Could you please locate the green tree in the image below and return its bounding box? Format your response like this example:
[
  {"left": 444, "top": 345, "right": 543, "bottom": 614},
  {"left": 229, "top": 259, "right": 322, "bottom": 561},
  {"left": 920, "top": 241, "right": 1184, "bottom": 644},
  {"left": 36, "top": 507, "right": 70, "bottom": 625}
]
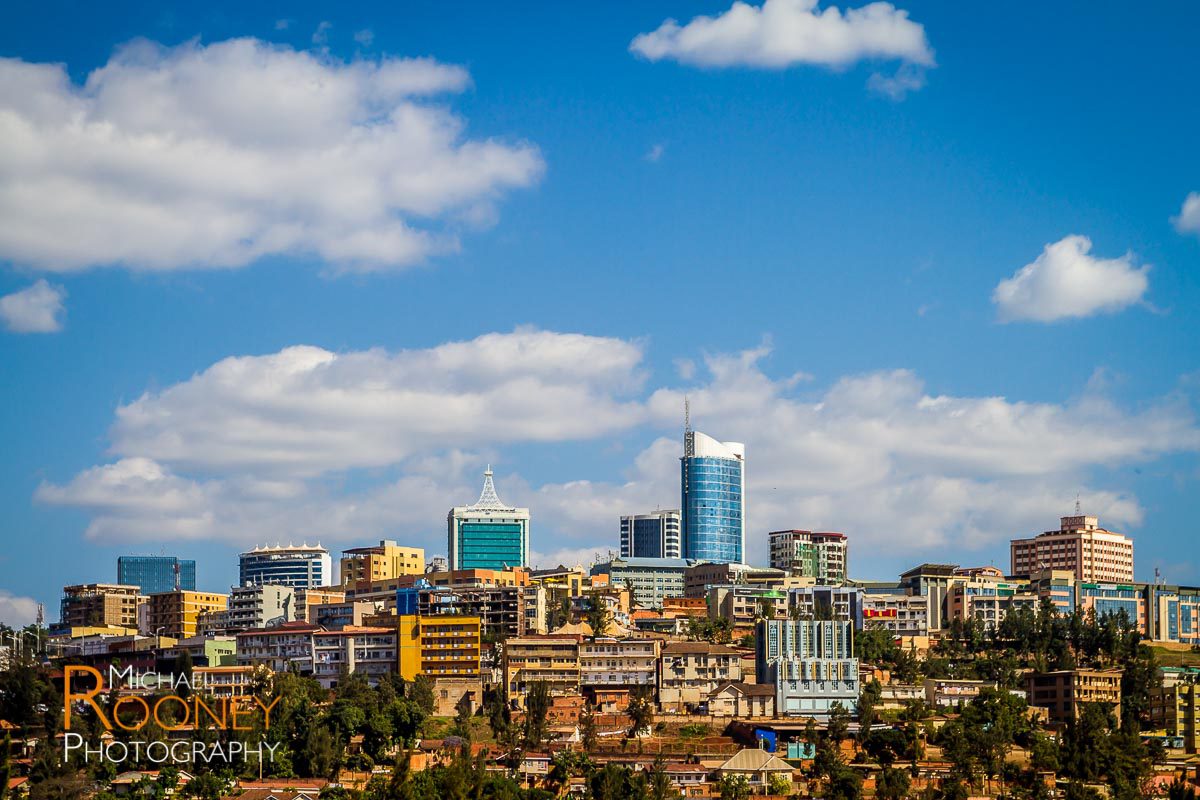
[
  {"left": 648, "top": 758, "right": 679, "bottom": 800},
  {"left": 1167, "top": 777, "right": 1198, "bottom": 800},
  {"left": 627, "top": 686, "right": 654, "bottom": 738},
  {"left": 580, "top": 701, "right": 598, "bottom": 751},
  {"left": 718, "top": 774, "right": 751, "bottom": 800},
  {"left": 409, "top": 674, "right": 436, "bottom": 715},
  {"left": 767, "top": 772, "right": 793, "bottom": 796},
  {"left": 876, "top": 766, "right": 910, "bottom": 800},
  {"left": 585, "top": 593, "right": 611, "bottom": 640},
  {"left": 176, "top": 649, "right": 194, "bottom": 700},
  {"left": 523, "top": 681, "right": 552, "bottom": 751}
]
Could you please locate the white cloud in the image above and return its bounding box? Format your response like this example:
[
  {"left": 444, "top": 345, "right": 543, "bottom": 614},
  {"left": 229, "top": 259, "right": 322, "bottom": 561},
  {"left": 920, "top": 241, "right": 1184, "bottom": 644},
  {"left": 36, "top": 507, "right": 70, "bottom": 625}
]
[
  {"left": 104, "top": 328, "right": 646, "bottom": 476},
  {"left": 993, "top": 235, "right": 1150, "bottom": 323},
  {"left": 0, "top": 590, "right": 40, "bottom": 627},
  {"left": 312, "top": 21, "right": 332, "bottom": 46},
  {"left": 645, "top": 143, "right": 665, "bottom": 163},
  {"left": 866, "top": 62, "right": 925, "bottom": 99},
  {"left": 36, "top": 334, "right": 1200, "bottom": 568},
  {"left": 354, "top": 29, "right": 375, "bottom": 47},
  {"left": 1173, "top": 192, "right": 1200, "bottom": 238},
  {"left": 0, "top": 279, "right": 66, "bottom": 333},
  {"left": 631, "top": 0, "right": 934, "bottom": 90},
  {"left": 0, "top": 38, "right": 543, "bottom": 274},
  {"left": 274, "top": 19, "right": 291, "bottom": 31}
]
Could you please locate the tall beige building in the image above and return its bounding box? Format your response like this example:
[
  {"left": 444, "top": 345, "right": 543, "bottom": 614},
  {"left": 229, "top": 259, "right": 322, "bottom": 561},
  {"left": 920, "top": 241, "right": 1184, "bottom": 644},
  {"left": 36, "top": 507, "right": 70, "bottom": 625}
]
[
  {"left": 340, "top": 540, "right": 425, "bottom": 587},
  {"left": 60, "top": 584, "right": 143, "bottom": 630},
  {"left": 1010, "top": 514, "right": 1133, "bottom": 583},
  {"left": 146, "top": 590, "right": 229, "bottom": 639}
]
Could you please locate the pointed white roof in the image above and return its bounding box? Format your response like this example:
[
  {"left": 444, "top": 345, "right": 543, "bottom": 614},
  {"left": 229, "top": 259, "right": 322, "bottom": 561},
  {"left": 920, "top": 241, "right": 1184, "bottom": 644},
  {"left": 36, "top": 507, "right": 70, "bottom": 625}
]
[{"left": 467, "top": 466, "right": 516, "bottom": 512}]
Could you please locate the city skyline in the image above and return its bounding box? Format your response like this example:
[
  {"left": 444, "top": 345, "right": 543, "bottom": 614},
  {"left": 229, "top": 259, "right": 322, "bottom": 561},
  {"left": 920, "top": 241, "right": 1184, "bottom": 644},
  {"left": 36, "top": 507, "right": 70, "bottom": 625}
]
[{"left": 2, "top": 1, "right": 1200, "bottom": 627}]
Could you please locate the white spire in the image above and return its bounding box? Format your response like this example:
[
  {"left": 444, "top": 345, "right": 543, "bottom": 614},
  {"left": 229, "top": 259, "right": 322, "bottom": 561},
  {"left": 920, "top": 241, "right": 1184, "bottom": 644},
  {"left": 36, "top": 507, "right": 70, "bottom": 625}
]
[{"left": 469, "top": 465, "right": 514, "bottom": 511}]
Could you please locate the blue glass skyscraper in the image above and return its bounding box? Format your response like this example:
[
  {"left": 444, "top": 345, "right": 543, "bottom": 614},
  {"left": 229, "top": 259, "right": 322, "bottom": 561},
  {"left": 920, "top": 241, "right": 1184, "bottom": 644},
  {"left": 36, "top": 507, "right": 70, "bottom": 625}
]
[
  {"left": 680, "top": 429, "right": 745, "bottom": 564},
  {"left": 117, "top": 556, "right": 196, "bottom": 594}
]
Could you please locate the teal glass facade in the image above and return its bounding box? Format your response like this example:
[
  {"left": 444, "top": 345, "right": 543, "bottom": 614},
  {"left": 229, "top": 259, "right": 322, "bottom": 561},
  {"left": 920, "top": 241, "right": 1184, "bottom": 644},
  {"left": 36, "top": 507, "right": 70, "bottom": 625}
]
[
  {"left": 681, "top": 455, "right": 743, "bottom": 563},
  {"left": 118, "top": 556, "right": 196, "bottom": 594},
  {"left": 454, "top": 520, "right": 525, "bottom": 570}
]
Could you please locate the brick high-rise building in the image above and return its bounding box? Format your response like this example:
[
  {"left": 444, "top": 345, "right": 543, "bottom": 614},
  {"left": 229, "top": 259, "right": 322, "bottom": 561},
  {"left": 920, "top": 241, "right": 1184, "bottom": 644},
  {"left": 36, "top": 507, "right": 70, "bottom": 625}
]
[{"left": 1010, "top": 514, "right": 1133, "bottom": 583}]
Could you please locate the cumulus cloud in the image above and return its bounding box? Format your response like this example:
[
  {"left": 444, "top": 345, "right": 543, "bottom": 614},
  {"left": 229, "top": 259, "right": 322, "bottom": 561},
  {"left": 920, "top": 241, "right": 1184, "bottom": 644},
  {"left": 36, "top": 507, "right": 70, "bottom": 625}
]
[
  {"left": 38, "top": 332, "right": 1200, "bottom": 570},
  {"left": 1174, "top": 192, "right": 1200, "bottom": 238},
  {"left": 630, "top": 0, "right": 934, "bottom": 92},
  {"left": 993, "top": 235, "right": 1150, "bottom": 323},
  {"left": 0, "top": 38, "right": 543, "bottom": 274},
  {"left": 0, "top": 590, "right": 40, "bottom": 627},
  {"left": 102, "top": 328, "right": 646, "bottom": 477},
  {"left": 0, "top": 279, "right": 65, "bottom": 333}
]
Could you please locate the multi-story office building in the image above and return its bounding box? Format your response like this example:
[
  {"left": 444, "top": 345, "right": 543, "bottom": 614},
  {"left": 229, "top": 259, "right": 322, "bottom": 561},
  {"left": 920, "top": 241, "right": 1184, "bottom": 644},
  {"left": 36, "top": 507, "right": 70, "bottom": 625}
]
[
  {"left": 620, "top": 511, "right": 682, "bottom": 559},
  {"left": 680, "top": 429, "right": 745, "bottom": 563},
  {"left": 579, "top": 637, "right": 660, "bottom": 690},
  {"left": 309, "top": 600, "right": 382, "bottom": 630},
  {"left": 236, "top": 621, "right": 321, "bottom": 673},
  {"left": 684, "top": 562, "right": 787, "bottom": 599},
  {"left": 227, "top": 584, "right": 295, "bottom": 631},
  {"left": 295, "top": 587, "right": 345, "bottom": 623},
  {"left": 707, "top": 585, "right": 789, "bottom": 629},
  {"left": 192, "top": 666, "right": 260, "bottom": 699},
  {"left": 1026, "top": 669, "right": 1123, "bottom": 726},
  {"left": 1028, "top": 569, "right": 1077, "bottom": 614},
  {"left": 1077, "top": 582, "right": 1148, "bottom": 630},
  {"left": 899, "top": 563, "right": 960, "bottom": 631},
  {"left": 448, "top": 468, "right": 530, "bottom": 571},
  {"left": 418, "top": 584, "right": 537, "bottom": 638},
  {"left": 117, "top": 556, "right": 196, "bottom": 594},
  {"left": 1150, "top": 586, "right": 1200, "bottom": 646},
  {"left": 769, "top": 531, "right": 848, "bottom": 585},
  {"left": 60, "top": 584, "right": 142, "bottom": 630},
  {"left": 756, "top": 619, "right": 859, "bottom": 720},
  {"left": 861, "top": 593, "right": 930, "bottom": 638},
  {"left": 339, "top": 540, "right": 425, "bottom": 588},
  {"left": 925, "top": 678, "right": 992, "bottom": 709},
  {"left": 1151, "top": 671, "right": 1200, "bottom": 753},
  {"left": 591, "top": 557, "right": 696, "bottom": 610},
  {"left": 947, "top": 574, "right": 1036, "bottom": 630},
  {"left": 788, "top": 586, "right": 864, "bottom": 629},
  {"left": 396, "top": 614, "right": 482, "bottom": 681},
  {"left": 239, "top": 543, "right": 333, "bottom": 589},
  {"left": 312, "top": 626, "right": 397, "bottom": 689},
  {"left": 196, "top": 609, "right": 235, "bottom": 637},
  {"left": 659, "top": 642, "right": 744, "bottom": 709},
  {"left": 1010, "top": 514, "right": 1134, "bottom": 583},
  {"left": 504, "top": 634, "right": 582, "bottom": 704},
  {"left": 146, "top": 590, "right": 228, "bottom": 639}
]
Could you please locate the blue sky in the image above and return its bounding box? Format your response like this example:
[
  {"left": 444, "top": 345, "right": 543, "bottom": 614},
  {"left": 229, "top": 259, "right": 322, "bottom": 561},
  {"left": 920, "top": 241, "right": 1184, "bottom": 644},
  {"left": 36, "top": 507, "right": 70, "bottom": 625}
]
[{"left": 1, "top": 1, "right": 1198, "bottom": 625}]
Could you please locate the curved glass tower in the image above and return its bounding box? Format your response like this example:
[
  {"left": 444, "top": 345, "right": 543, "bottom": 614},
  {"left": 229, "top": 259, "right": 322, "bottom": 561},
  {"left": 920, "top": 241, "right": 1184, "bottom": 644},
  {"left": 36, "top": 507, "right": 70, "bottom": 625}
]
[{"left": 680, "top": 430, "right": 745, "bottom": 563}]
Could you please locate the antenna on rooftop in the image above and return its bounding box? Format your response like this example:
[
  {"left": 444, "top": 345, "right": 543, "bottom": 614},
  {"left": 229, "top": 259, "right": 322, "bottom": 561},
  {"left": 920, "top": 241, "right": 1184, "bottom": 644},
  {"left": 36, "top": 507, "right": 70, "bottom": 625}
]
[
  {"left": 684, "top": 396, "right": 691, "bottom": 436},
  {"left": 1075, "top": 493, "right": 1082, "bottom": 516}
]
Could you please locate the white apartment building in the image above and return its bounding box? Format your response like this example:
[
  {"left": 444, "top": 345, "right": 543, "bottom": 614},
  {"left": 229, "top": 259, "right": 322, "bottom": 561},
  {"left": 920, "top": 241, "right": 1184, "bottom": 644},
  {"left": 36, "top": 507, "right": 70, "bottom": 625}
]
[
  {"left": 579, "top": 637, "right": 660, "bottom": 689},
  {"left": 228, "top": 584, "right": 295, "bottom": 631},
  {"left": 312, "top": 626, "right": 397, "bottom": 689}
]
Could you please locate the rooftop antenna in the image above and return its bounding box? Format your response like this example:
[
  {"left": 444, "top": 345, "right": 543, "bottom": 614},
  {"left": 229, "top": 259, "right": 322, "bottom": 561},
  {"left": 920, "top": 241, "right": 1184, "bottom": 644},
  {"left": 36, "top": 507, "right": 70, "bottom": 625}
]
[
  {"left": 683, "top": 396, "right": 695, "bottom": 457},
  {"left": 1074, "top": 494, "right": 1082, "bottom": 516}
]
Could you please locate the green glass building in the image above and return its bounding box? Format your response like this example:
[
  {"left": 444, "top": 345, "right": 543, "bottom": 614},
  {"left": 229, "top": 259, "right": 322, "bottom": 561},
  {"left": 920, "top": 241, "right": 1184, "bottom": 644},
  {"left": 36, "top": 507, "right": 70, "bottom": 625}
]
[{"left": 447, "top": 468, "right": 530, "bottom": 571}]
